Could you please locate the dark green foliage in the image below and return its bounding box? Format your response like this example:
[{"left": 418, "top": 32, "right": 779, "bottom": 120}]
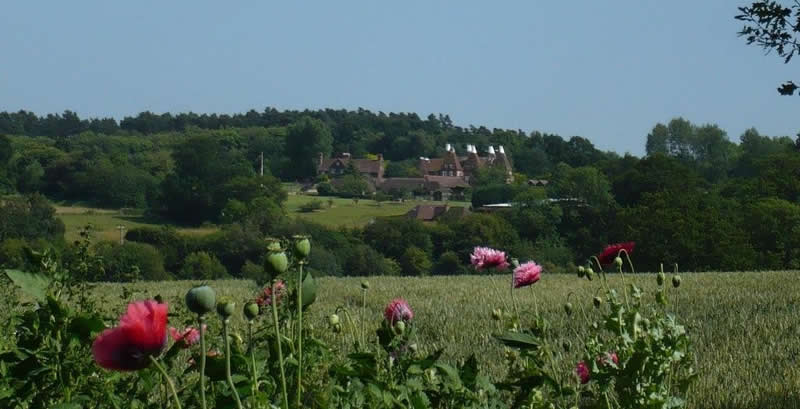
[
  {"left": 178, "top": 251, "right": 228, "bottom": 279},
  {"left": 471, "top": 184, "right": 518, "bottom": 208},
  {"left": 285, "top": 116, "right": 333, "bottom": 180},
  {"left": 95, "top": 242, "right": 170, "bottom": 281},
  {"left": 399, "top": 246, "right": 432, "bottom": 276},
  {"left": 363, "top": 218, "right": 433, "bottom": 261},
  {"left": 0, "top": 194, "right": 64, "bottom": 243}
]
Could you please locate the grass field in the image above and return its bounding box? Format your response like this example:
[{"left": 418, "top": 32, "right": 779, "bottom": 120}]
[
  {"left": 18, "top": 271, "right": 794, "bottom": 409},
  {"left": 285, "top": 194, "right": 471, "bottom": 227},
  {"left": 55, "top": 205, "right": 218, "bottom": 242}
]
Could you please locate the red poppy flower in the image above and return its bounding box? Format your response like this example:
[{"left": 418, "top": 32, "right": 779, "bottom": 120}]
[
  {"left": 597, "top": 242, "right": 635, "bottom": 266},
  {"left": 384, "top": 298, "right": 414, "bottom": 324},
  {"left": 255, "top": 280, "right": 286, "bottom": 307},
  {"left": 169, "top": 324, "right": 205, "bottom": 348},
  {"left": 92, "top": 300, "right": 168, "bottom": 371},
  {"left": 576, "top": 360, "right": 590, "bottom": 384},
  {"left": 470, "top": 246, "right": 510, "bottom": 270}
]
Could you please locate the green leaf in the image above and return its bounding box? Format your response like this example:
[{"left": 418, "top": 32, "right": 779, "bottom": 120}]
[
  {"left": 68, "top": 315, "right": 106, "bottom": 342},
  {"left": 4, "top": 269, "right": 49, "bottom": 301},
  {"left": 494, "top": 332, "right": 540, "bottom": 350},
  {"left": 434, "top": 363, "right": 462, "bottom": 389},
  {"left": 302, "top": 271, "right": 317, "bottom": 308},
  {"left": 50, "top": 404, "right": 82, "bottom": 409}
]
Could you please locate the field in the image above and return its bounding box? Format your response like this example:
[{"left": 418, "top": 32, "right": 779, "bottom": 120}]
[
  {"left": 55, "top": 195, "right": 470, "bottom": 241},
  {"left": 55, "top": 205, "right": 217, "bottom": 242},
  {"left": 20, "top": 271, "right": 796, "bottom": 409},
  {"left": 285, "top": 194, "right": 470, "bottom": 227}
]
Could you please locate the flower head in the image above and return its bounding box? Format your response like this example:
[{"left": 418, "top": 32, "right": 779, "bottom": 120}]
[
  {"left": 470, "top": 246, "right": 510, "bottom": 270},
  {"left": 384, "top": 298, "right": 414, "bottom": 324},
  {"left": 169, "top": 325, "right": 205, "bottom": 349},
  {"left": 513, "top": 261, "right": 542, "bottom": 288},
  {"left": 576, "top": 361, "right": 590, "bottom": 384},
  {"left": 255, "top": 280, "right": 286, "bottom": 307},
  {"left": 597, "top": 242, "right": 635, "bottom": 266},
  {"left": 92, "top": 300, "right": 168, "bottom": 371},
  {"left": 597, "top": 351, "right": 619, "bottom": 367}
]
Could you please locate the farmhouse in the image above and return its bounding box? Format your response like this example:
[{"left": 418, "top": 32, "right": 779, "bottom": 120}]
[{"left": 317, "top": 153, "right": 384, "bottom": 183}]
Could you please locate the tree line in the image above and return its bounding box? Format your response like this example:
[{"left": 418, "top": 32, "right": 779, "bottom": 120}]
[{"left": 0, "top": 109, "right": 799, "bottom": 280}]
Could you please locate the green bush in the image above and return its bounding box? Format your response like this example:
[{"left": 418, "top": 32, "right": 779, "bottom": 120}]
[
  {"left": 178, "top": 251, "right": 228, "bottom": 280},
  {"left": 96, "top": 242, "right": 169, "bottom": 282}
]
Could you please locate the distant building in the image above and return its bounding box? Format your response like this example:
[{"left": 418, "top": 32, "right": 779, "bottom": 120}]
[
  {"left": 406, "top": 204, "right": 470, "bottom": 221},
  {"left": 418, "top": 143, "right": 513, "bottom": 183},
  {"left": 317, "top": 153, "right": 384, "bottom": 183}
]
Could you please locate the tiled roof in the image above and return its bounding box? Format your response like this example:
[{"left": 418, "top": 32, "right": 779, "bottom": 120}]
[{"left": 319, "top": 158, "right": 382, "bottom": 174}]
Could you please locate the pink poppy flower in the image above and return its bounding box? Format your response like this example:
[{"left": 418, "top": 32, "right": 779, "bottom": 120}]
[
  {"left": 597, "top": 242, "right": 635, "bottom": 266},
  {"left": 384, "top": 298, "right": 414, "bottom": 324},
  {"left": 92, "top": 300, "right": 168, "bottom": 371},
  {"left": 169, "top": 324, "right": 206, "bottom": 348},
  {"left": 576, "top": 361, "right": 590, "bottom": 384},
  {"left": 470, "top": 246, "right": 510, "bottom": 270},
  {"left": 513, "top": 261, "right": 542, "bottom": 288},
  {"left": 256, "top": 280, "right": 286, "bottom": 307}
]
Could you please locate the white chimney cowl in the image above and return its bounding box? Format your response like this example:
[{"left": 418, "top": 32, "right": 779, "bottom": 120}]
[
  {"left": 445, "top": 143, "right": 452, "bottom": 152},
  {"left": 498, "top": 146, "right": 506, "bottom": 154},
  {"left": 488, "top": 146, "right": 496, "bottom": 155}
]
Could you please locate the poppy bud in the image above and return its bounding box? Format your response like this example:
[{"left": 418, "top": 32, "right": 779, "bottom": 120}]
[
  {"left": 593, "top": 296, "right": 603, "bottom": 308},
  {"left": 564, "top": 303, "right": 573, "bottom": 316},
  {"left": 217, "top": 300, "right": 235, "bottom": 319},
  {"left": 332, "top": 324, "right": 342, "bottom": 333},
  {"left": 577, "top": 266, "right": 586, "bottom": 278},
  {"left": 491, "top": 308, "right": 503, "bottom": 321},
  {"left": 293, "top": 235, "right": 311, "bottom": 260},
  {"left": 657, "top": 272, "right": 665, "bottom": 286},
  {"left": 244, "top": 302, "right": 259, "bottom": 321},
  {"left": 614, "top": 256, "right": 623, "bottom": 267},
  {"left": 266, "top": 250, "right": 289, "bottom": 276},
  {"left": 186, "top": 285, "right": 216, "bottom": 316},
  {"left": 672, "top": 275, "right": 681, "bottom": 288},
  {"left": 361, "top": 281, "right": 370, "bottom": 290},
  {"left": 328, "top": 313, "right": 340, "bottom": 326},
  {"left": 394, "top": 320, "right": 406, "bottom": 334},
  {"left": 586, "top": 268, "right": 595, "bottom": 281},
  {"left": 154, "top": 294, "right": 164, "bottom": 304},
  {"left": 562, "top": 340, "right": 571, "bottom": 352},
  {"left": 409, "top": 343, "right": 419, "bottom": 353}
]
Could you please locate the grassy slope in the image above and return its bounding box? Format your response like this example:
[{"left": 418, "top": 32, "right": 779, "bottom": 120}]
[
  {"left": 56, "top": 206, "right": 217, "bottom": 242},
  {"left": 285, "top": 194, "right": 471, "bottom": 228},
  {"left": 56, "top": 271, "right": 800, "bottom": 409}
]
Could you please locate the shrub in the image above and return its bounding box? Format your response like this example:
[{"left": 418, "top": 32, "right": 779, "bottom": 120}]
[
  {"left": 299, "top": 199, "right": 325, "bottom": 213},
  {"left": 399, "top": 246, "right": 432, "bottom": 276},
  {"left": 178, "top": 251, "right": 228, "bottom": 280},
  {"left": 96, "top": 242, "right": 169, "bottom": 282}
]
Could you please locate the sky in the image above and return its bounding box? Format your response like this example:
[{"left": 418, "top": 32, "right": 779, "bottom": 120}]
[{"left": 0, "top": 1, "right": 797, "bottom": 156}]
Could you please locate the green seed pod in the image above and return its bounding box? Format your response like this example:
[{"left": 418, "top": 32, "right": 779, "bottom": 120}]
[
  {"left": 614, "top": 256, "right": 623, "bottom": 267},
  {"left": 266, "top": 238, "right": 282, "bottom": 252},
  {"left": 491, "top": 308, "right": 503, "bottom": 321},
  {"left": 328, "top": 313, "right": 340, "bottom": 326},
  {"left": 586, "top": 268, "right": 595, "bottom": 281},
  {"left": 593, "top": 296, "right": 603, "bottom": 308},
  {"left": 265, "top": 250, "right": 289, "bottom": 276},
  {"left": 562, "top": 339, "right": 571, "bottom": 352},
  {"left": 656, "top": 291, "right": 667, "bottom": 305},
  {"left": 564, "top": 302, "right": 573, "bottom": 316},
  {"left": 394, "top": 320, "right": 406, "bottom": 334},
  {"left": 293, "top": 235, "right": 311, "bottom": 260},
  {"left": 217, "top": 300, "right": 236, "bottom": 319},
  {"left": 657, "top": 272, "right": 665, "bottom": 286},
  {"left": 361, "top": 280, "right": 370, "bottom": 290},
  {"left": 577, "top": 265, "right": 586, "bottom": 278},
  {"left": 186, "top": 285, "right": 217, "bottom": 316},
  {"left": 672, "top": 275, "right": 682, "bottom": 288},
  {"left": 244, "top": 302, "right": 259, "bottom": 321}
]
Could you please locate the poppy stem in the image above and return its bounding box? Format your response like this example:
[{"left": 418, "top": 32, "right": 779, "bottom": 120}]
[
  {"left": 248, "top": 321, "right": 258, "bottom": 408},
  {"left": 361, "top": 288, "right": 367, "bottom": 347},
  {"left": 297, "top": 262, "right": 304, "bottom": 408},
  {"left": 271, "top": 280, "right": 289, "bottom": 409},
  {"left": 148, "top": 356, "right": 182, "bottom": 409},
  {"left": 222, "top": 318, "right": 244, "bottom": 409},
  {"left": 198, "top": 315, "right": 207, "bottom": 409}
]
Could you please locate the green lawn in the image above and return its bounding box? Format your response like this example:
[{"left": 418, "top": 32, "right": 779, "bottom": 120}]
[
  {"left": 285, "top": 194, "right": 471, "bottom": 227},
  {"left": 56, "top": 206, "right": 217, "bottom": 242},
  {"left": 14, "top": 271, "right": 793, "bottom": 409}
]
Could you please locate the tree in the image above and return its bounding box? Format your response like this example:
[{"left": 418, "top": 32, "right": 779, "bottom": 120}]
[
  {"left": 285, "top": 116, "right": 333, "bottom": 180},
  {"left": 736, "top": 1, "right": 800, "bottom": 95},
  {"left": 0, "top": 194, "right": 65, "bottom": 242},
  {"left": 178, "top": 251, "right": 228, "bottom": 279},
  {"left": 400, "top": 246, "right": 433, "bottom": 276}
]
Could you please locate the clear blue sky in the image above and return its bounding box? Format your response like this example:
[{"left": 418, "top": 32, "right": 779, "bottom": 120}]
[{"left": 0, "top": 1, "right": 796, "bottom": 155}]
